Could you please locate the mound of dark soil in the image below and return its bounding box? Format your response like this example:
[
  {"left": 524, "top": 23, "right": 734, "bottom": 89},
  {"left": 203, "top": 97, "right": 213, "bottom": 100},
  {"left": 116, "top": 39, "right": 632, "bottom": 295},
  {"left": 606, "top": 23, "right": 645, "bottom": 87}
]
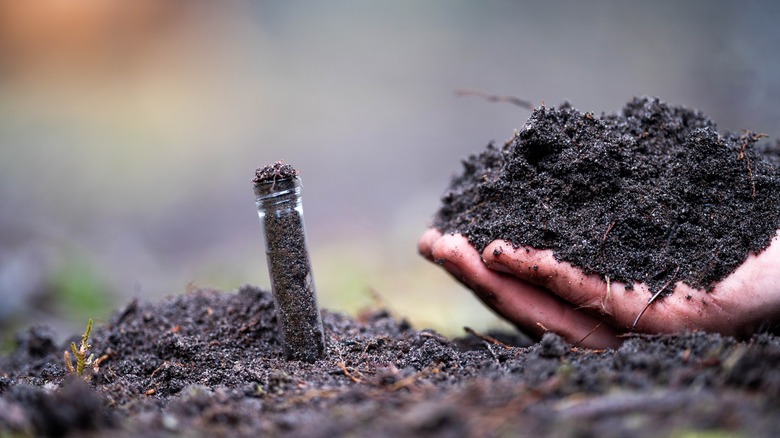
[
  {"left": 3, "top": 286, "right": 780, "bottom": 437},
  {"left": 433, "top": 97, "right": 780, "bottom": 292}
]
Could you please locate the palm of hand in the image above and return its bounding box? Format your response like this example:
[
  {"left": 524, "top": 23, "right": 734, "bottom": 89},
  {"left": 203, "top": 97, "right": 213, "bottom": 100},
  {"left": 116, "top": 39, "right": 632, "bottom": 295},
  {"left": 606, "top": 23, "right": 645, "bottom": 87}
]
[{"left": 419, "top": 229, "right": 780, "bottom": 348}]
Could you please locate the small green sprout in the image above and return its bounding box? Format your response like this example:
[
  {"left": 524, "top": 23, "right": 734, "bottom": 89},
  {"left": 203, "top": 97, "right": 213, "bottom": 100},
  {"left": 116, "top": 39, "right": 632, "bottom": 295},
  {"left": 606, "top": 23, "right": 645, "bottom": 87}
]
[{"left": 64, "top": 318, "right": 95, "bottom": 377}]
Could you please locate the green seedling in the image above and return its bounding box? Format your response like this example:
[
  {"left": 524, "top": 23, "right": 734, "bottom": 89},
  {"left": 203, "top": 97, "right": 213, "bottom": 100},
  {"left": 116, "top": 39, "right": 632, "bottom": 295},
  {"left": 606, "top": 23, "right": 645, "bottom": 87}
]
[{"left": 64, "top": 318, "right": 95, "bottom": 377}]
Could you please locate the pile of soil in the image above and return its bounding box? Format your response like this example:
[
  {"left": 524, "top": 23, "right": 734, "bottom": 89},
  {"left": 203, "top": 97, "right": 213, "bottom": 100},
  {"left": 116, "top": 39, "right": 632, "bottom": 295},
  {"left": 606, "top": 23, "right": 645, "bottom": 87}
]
[
  {"left": 434, "top": 97, "right": 780, "bottom": 292},
  {"left": 3, "top": 98, "right": 780, "bottom": 436},
  {"left": 3, "top": 286, "right": 780, "bottom": 437}
]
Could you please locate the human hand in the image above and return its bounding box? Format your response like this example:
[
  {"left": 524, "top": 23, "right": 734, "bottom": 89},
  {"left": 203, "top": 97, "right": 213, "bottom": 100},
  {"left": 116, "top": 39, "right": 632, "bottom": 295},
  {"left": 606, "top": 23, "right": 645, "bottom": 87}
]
[{"left": 419, "top": 228, "right": 780, "bottom": 349}]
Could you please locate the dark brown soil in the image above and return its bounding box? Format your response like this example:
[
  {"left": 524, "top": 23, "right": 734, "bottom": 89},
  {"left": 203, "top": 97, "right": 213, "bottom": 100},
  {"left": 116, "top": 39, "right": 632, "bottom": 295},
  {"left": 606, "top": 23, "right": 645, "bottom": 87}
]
[
  {"left": 254, "top": 167, "right": 325, "bottom": 363},
  {"left": 253, "top": 161, "right": 299, "bottom": 183},
  {"left": 3, "top": 286, "right": 780, "bottom": 437},
  {"left": 434, "top": 97, "right": 780, "bottom": 293},
  {"left": 3, "top": 98, "right": 780, "bottom": 437}
]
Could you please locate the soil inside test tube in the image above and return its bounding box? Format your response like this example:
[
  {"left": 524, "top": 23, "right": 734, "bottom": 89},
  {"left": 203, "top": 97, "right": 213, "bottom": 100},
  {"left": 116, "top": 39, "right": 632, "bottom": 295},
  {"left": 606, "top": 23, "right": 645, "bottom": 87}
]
[
  {"left": 264, "top": 209, "right": 324, "bottom": 362},
  {"left": 254, "top": 162, "right": 325, "bottom": 362}
]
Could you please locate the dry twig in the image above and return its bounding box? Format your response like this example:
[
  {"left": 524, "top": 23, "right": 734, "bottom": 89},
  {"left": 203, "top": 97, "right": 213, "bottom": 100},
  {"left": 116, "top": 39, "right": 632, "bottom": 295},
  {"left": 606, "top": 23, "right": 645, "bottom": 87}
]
[
  {"left": 464, "top": 326, "right": 513, "bottom": 349},
  {"left": 603, "top": 220, "right": 616, "bottom": 242},
  {"left": 600, "top": 275, "right": 612, "bottom": 315},
  {"left": 738, "top": 131, "right": 768, "bottom": 198},
  {"left": 632, "top": 266, "right": 680, "bottom": 330},
  {"left": 573, "top": 321, "right": 604, "bottom": 347},
  {"left": 338, "top": 361, "right": 363, "bottom": 383},
  {"left": 454, "top": 89, "right": 534, "bottom": 110}
]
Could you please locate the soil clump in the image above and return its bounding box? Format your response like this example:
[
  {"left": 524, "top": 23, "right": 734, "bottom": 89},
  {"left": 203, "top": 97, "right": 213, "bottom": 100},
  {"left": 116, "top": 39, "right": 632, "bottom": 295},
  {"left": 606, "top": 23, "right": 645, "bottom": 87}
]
[
  {"left": 433, "top": 97, "right": 780, "bottom": 293},
  {"left": 3, "top": 286, "right": 780, "bottom": 437}
]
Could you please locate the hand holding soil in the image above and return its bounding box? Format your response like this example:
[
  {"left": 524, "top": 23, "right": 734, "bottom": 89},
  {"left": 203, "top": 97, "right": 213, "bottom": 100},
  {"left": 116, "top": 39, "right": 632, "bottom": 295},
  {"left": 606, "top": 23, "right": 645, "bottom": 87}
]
[
  {"left": 419, "top": 229, "right": 780, "bottom": 348},
  {"left": 424, "top": 97, "right": 780, "bottom": 348}
]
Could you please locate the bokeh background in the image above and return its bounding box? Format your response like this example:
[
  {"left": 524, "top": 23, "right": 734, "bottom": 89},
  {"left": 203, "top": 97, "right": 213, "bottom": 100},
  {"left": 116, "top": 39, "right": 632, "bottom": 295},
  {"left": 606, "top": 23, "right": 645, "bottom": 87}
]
[{"left": 2, "top": 0, "right": 779, "bottom": 343}]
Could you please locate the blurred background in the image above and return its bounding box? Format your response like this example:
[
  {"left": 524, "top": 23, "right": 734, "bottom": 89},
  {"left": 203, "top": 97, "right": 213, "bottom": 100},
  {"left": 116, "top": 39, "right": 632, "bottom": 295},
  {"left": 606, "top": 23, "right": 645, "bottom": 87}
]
[{"left": 1, "top": 0, "right": 779, "bottom": 344}]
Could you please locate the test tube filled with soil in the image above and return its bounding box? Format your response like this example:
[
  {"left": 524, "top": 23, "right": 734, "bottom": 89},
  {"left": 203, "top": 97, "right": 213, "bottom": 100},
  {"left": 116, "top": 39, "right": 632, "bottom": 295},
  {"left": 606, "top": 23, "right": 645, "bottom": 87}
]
[{"left": 253, "top": 162, "right": 326, "bottom": 362}]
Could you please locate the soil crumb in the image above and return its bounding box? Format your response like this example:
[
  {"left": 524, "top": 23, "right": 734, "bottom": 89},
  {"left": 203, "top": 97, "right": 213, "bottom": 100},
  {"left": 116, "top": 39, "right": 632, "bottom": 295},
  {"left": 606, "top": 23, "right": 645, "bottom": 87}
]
[
  {"left": 433, "top": 97, "right": 780, "bottom": 293},
  {"left": 3, "top": 286, "right": 780, "bottom": 437},
  {"left": 253, "top": 161, "right": 299, "bottom": 185}
]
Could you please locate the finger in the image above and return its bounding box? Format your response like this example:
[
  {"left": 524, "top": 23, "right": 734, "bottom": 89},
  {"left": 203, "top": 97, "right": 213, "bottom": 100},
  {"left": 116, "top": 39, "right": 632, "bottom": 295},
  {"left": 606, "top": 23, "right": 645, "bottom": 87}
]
[
  {"left": 482, "top": 240, "right": 732, "bottom": 333},
  {"left": 646, "top": 232, "right": 780, "bottom": 337},
  {"left": 418, "top": 228, "right": 443, "bottom": 261},
  {"left": 705, "top": 230, "right": 780, "bottom": 336},
  {"left": 431, "top": 234, "right": 621, "bottom": 348},
  {"left": 482, "top": 240, "right": 642, "bottom": 320}
]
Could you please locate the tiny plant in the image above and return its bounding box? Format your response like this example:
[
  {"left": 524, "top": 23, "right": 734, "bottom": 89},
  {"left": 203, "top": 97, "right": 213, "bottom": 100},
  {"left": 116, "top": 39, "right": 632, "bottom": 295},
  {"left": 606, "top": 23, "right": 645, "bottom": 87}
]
[{"left": 64, "top": 318, "right": 95, "bottom": 377}]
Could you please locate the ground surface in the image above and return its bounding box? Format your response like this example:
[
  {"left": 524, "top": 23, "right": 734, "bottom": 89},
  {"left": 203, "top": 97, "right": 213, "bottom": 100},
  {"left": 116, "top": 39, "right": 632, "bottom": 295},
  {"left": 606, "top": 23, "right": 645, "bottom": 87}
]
[
  {"left": 2, "top": 286, "right": 780, "bottom": 437},
  {"left": 4, "top": 98, "right": 780, "bottom": 437}
]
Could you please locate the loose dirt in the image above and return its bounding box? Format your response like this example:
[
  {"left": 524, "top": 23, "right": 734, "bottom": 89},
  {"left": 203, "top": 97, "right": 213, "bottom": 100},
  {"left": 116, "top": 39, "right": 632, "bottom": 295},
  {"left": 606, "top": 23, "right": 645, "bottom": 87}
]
[
  {"left": 3, "top": 98, "right": 780, "bottom": 437},
  {"left": 3, "top": 286, "right": 780, "bottom": 437},
  {"left": 434, "top": 97, "right": 780, "bottom": 293}
]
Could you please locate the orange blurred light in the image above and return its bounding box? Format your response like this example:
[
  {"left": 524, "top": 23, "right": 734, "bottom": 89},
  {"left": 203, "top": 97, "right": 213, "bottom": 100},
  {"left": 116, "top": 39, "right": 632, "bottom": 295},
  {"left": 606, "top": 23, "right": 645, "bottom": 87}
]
[{"left": 0, "top": 0, "right": 186, "bottom": 77}]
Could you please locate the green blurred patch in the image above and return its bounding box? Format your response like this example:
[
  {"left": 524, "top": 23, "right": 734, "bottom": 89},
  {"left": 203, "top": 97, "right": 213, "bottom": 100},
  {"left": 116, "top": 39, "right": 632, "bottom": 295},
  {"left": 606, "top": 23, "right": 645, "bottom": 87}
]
[
  {"left": 50, "top": 260, "right": 115, "bottom": 325},
  {"left": 0, "top": 332, "right": 15, "bottom": 354}
]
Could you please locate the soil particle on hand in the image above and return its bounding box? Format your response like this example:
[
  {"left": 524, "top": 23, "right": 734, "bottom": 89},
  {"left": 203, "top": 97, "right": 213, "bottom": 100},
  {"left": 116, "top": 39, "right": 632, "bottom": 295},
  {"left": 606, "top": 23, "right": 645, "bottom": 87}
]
[
  {"left": 433, "top": 97, "right": 780, "bottom": 293},
  {"left": 3, "top": 287, "right": 780, "bottom": 437}
]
